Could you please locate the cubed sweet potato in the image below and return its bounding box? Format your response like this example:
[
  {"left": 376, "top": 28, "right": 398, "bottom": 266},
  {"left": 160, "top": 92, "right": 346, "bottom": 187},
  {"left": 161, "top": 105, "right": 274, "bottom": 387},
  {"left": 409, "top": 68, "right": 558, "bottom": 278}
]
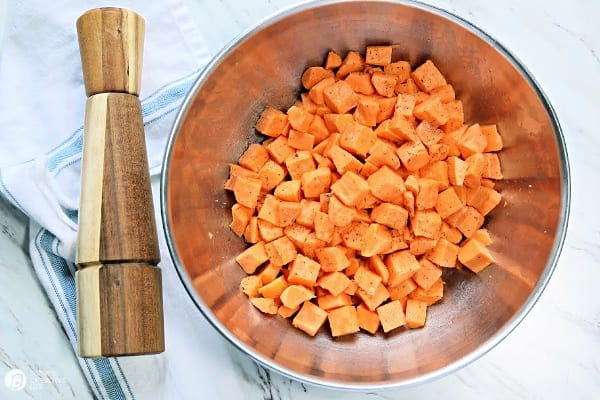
[
  {"left": 377, "top": 300, "right": 406, "bottom": 333},
  {"left": 255, "top": 107, "right": 288, "bottom": 137},
  {"left": 292, "top": 301, "right": 328, "bottom": 336},
  {"left": 411, "top": 60, "right": 447, "bottom": 93},
  {"left": 236, "top": 241, "right": 269, "bottom": 274}
]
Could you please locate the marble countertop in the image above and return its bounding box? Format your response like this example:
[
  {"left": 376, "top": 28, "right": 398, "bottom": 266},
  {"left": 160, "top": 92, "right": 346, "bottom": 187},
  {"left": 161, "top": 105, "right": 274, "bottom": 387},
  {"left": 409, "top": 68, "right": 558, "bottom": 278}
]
[{"left": 1, "top": 0, "right": 599, "bottom": 399}]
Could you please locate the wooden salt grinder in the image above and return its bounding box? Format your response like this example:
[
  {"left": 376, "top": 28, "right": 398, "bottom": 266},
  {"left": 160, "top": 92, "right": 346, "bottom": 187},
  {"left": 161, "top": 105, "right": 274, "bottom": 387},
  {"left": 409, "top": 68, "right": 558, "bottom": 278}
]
[{"left": 75, "top": 8, "right": 164, "bottom": 357}]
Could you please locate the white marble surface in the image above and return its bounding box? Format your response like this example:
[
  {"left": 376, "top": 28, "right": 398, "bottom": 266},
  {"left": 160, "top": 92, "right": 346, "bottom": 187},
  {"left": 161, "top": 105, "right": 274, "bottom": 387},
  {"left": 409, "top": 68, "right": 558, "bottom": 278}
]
[{"left": 1, "top": 0, "right": 599, "bottom": 399}]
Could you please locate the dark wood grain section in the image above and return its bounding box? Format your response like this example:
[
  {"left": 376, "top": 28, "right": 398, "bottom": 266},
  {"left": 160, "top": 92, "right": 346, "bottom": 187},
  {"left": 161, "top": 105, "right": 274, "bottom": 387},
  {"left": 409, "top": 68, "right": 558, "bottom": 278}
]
[
  {"left": 77, "top": 7, "right": 144, "bottom": 96},
  {"left": 99, "top": 93, "right": 160, "bottom": 264}
]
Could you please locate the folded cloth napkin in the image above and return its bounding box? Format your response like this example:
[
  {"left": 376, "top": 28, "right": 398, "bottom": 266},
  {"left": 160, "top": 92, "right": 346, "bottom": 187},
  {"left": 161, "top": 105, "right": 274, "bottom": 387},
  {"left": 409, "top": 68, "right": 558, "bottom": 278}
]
[{"left": 0, "top": 1, "right": 246, "bottom": 399}]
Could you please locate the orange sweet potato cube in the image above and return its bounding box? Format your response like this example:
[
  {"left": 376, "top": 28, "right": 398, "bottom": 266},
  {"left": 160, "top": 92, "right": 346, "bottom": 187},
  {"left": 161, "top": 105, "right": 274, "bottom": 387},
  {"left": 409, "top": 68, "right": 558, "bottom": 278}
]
[
  {"left": 354, "top": 265, "right": 383, "bottom": 296},
  {"left": 274, "top": 180, "right": 302, "bottom": 202},
  {"left": 284, "top": 223, "right": 311, "bottom": 249},
  {"left": 328, "top": 305, "right": 360, "bottom": 337},
  {"left": 232, "top": 175, "right": 262, "bottom": 209},
  {"left": 435, "top": 187, "right": 463, "bottom": 219},
  {"left": 420, "top": 160, "right": 449, "bottom": 190},
  {"left": 278, "top": 305, "right": 299, "bottom": 319},
  {"left": 302, "top": 232, "right": 327, "bottom": 259},
  {"left": 375, "top": 97, "right": 397, "bottom": 123},
  {"left": 257, "top": 262, "right": 281, "bottom": 284},
  {"left": 327, "top": 145, "right": 363, "bottom": 175},
  {"left": 447, "top": 156, "right": 468, "bottom": 186},
  {"left": 366, "top": 140, "right": 401, "bottom": 170},
  {"left": 325, "top": 50, "right": 343, "bottom": 69},
  {"left": 330, "top": 171, "right": 370, "bottom": 207},
  {"left": 258, "top": 275, "right": 289, "bottom": 299},
  {"left": 317, "top": 271, "right": 351, "bottom": 296},
  {"left": 230, "top": 203, "right": 254, "bottom": 237},
  {"left": 370, "top": 202, "right": 409, "bottom": 230},
  {"left": 408, "top": 278, "right": 443, "bottom": 305},
  {"left": 356, "top": 303, "right": 380, "bottom": 334},
  {"left": 308, "top": 115, "right": 331, "bottom": 144},
  {"left": 481, "top": 124, "right": 503, "bottom": 152},
  {"left": 482, "top": 153, "right": 503, "bottom": 180},
  {"left": 442, "top": 100, "right": 464, "bottom": 132},
  {"left": 416, "top": 178, "right": 439, "bottom": 210},
  {"left": 257, "top": 160, "right": 286, "bottom": 191},
  {"left": 395, "top": 93, "right": 416, "bottom": 118},
  {"left": 236, "top": 241, "right": 269, "bottom": 274},
  {"left": 296, "top": 199, "right": 320, "bottom": 227},
  {"left": 361, "top": 223, "right": 393, "bottom": 257},
  {"left": 238, "top": 143, "right": 270, "bottom": 172},
  {"left": 353, "top": 96, "right": 379, "bottom": 126},
  {"left": 466, "top": 186, "right": 502, "bottom": 216},
  {"left": 265, "top": 236, "right": 297, "bottom": 266},
  {"left": 243, "top": 216, "right": 260, "bottom": 244},
  {"left": 445, "top": 206, "right": 484, "bottom": 238},
  {"left": 288, "top": 254, "right": 321, "bottom": 287},
  {"left": 411, "top": 60, "right": 447, "bottom": 93},
  {"left": 285, "top": 151, "right": 315, "bottom": 181},
  {"left": 430, "top": 84, "right": 455, "bottom": 103},
  {"left": 457, "top": 123, "right": 487, "bottom": 158},
  {"left": 427, "top": 238, "right": 459, "bottom": 268},
  {"left": 240, "top": 275, "right": 262, "bottom": 298},
  {"left": 415, "top": 120, "right": 444, "bottom": 147},
  {"left": 473, "top": 228, "right": 492, "bottom": 246},
  {"left": 265, "top": 136, "right": 295, "bottom": 164},
  {"left": 367, "top": 166, "right": 406, "bottom": 204},
  {"left": 323, "top": 81, "right": 359, "bottom": 114},
  {"left": 368, "top": 254, "right": 389, "bottom": 284},
  {"left": 301, "top": 167, "right": 332, "bottom": 198},
  {"left": 458, "top": 238, "right": 496, "bottom": 273},
  {"left": 339, "top": 221, "right": 368, "bottom": 251},
  {"left": 388, "top": 278, "right": 418, "bottom": 300},
  {"left": 301, "top": 66, "right": 335, "bottom": 89},
  {"left": 287, "top": 105, "right": 315, "bottom": 132},
  {"left": 396, "top": 77, "right": 419, "bottom": 95},
  {"left": 318, "top": 293, "right": 353, "bottom": 311},
  {"left": 357, "top": 283, "right": 390, "bottom": 311},
  {"left": 409, "top": 237, "right": 437, "bottom": 255},
  {"left": 345, "top": 72, "right": 375, "bottom": 95},
  {"left": 336, "top": 51, "right": 365, "bottom": 79},
  {"left": 339, "top": 122, "right": 377, "bottom": 158},
  {"left": 405, "top": 299, "right": 427, "bottom": 328},
  {"left": 386, "top": 250, "right": 421, "bottom": 287},
  {"left": 309, "top": 76, "right": 336, "bottom": 105},
  {"left": 413, "top": 96, "right": 450, "bottom": 126},
  {"left": 463, "top": 153, "right": 487, "bottom": 188},
  {"left": 384, "top": 60, "right": 411, "bottom": 82},
  {"left": 250, "top": 297, "right": 278, "bottom": 315},
  {"left": 316, "top": 246, "right": 350, "bottom": 272},
  {"left": 257, "top": 218, "right": 284, "bottom": 242},
  {"left": 255, "top": 107, "right": 288, "bottom": 137},
  {"left": 371, "top": 71, "right": 398, "bottom": 97},
  {"left": 403, "top": 191, "right": 415, "bottom": 217},
  {"left": 276, "top": 201, "right": 301, "bottom": 227},
  {"left": 377, "top": 300, "right": 406, "bottom": 333},
  {"left": 314, "top": 210, "right": 335, "bottom": 242},
  {"left": 327, "top": 195, "right": 356, "bottom": 227},
  {"left": 292, "top": 301, "right": 328, "bottom": 336},
  {"left": 287, "top": 130, "right": 315, "bottom": 151},
  {"left": 413, "top": 258, "right": 443, "bottom": 290},
  {"left": 280, "top": 285, "right": 315, "bottom": 309},
  {"left": 366, "top": 45, "right": 393, "bottom": 66},
  {"left": 412, "top": 210, "right": 442, "bottom": 239},
  {"left": 397, "top": 140, "right": 430, "bottom": 171}
]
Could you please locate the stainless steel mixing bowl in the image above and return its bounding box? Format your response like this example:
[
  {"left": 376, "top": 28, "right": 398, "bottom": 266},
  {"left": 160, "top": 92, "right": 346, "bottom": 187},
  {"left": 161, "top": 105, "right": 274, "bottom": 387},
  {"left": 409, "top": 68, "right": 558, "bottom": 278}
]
[{"left": 161, "top": 0, "right": 570, "bottom": 389}]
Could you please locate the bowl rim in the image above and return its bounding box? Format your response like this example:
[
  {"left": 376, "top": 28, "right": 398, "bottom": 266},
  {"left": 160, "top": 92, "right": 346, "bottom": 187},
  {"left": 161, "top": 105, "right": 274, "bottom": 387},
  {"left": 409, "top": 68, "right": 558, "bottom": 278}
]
[{"left": 160, "top": 0, "right": 571, "bottom": 391}]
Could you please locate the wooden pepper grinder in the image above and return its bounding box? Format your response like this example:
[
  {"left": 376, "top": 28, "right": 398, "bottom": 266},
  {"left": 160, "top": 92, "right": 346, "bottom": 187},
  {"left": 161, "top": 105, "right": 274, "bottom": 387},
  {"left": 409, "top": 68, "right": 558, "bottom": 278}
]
[{"left": 75, "top": 7, "right": 164, "bottom": 357}]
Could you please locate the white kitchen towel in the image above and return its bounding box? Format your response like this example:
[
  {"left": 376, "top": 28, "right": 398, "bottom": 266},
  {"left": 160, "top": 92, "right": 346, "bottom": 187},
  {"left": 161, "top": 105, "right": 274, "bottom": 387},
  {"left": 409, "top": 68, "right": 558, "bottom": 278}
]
[{"left": 0, "top": 1, "right": 246, "bottom": 399}]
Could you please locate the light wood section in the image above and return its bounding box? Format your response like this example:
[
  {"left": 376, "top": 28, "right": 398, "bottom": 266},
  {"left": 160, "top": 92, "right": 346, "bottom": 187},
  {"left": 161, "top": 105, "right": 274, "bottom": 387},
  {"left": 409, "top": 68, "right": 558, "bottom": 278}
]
[
  {"left": 76, "top": 93, "right": 160, "bottom": 266},
  {"left": 76, "top": 264, "right": 164, "bottom": 357},
  {"left": 77, "top": 7, "right": 145, "bottom": 96}
]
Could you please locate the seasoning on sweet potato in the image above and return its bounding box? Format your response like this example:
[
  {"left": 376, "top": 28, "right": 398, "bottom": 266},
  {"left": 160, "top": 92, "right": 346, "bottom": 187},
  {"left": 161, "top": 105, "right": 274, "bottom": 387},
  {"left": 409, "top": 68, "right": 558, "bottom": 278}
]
[{"left": 227, "top": 46, "right": 505, "bottom": 338}]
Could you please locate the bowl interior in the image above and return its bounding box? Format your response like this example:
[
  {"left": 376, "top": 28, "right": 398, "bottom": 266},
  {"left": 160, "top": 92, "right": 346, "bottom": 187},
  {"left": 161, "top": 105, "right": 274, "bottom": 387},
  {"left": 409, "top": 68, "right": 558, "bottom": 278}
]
[{"left": 163, "top": 0, "right": 568, "bottom": 388}]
